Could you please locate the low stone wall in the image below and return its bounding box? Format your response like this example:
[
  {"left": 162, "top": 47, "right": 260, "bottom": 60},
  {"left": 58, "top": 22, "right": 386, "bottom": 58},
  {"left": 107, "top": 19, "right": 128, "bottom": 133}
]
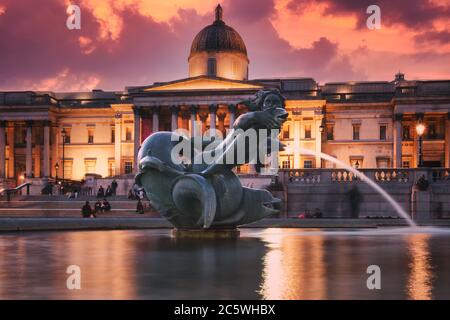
[{"left": 278, "top": 168, "right": 450, "bottom": 220}]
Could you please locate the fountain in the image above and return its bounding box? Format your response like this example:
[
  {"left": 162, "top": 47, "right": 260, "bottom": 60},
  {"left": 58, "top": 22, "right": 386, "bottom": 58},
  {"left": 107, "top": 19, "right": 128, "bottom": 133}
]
[{"left": 298, "top": 147, "right": 417, "bottom": 227}]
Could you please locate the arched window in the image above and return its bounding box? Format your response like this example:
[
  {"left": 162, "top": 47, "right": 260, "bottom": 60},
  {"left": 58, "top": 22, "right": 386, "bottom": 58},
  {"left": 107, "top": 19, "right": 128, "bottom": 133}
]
[{"left": 207, "top": 57, "right": 217, "bottom": 77}]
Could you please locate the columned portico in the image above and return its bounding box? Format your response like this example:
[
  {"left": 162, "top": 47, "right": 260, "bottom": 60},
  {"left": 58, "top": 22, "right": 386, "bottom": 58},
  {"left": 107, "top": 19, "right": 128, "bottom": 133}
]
[
  {"left": 25, "top": 121, "right": 33, "bottom": 178},
  {"left": 0, "top": 121, "right": 6, "bottom": 179},
  {"left": 394, "top": 114, "right": 403, "bottom": 168}
]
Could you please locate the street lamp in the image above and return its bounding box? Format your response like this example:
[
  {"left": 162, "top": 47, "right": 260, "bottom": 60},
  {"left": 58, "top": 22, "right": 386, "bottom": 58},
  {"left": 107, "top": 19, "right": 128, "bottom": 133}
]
[
  {"left": 54, "top": 163, "right": 59, "bottom": 184},
  {"left": 416, "top": 122, "right": 425, "bottom": 167},
  {"left": 61, "top": 128, "right": 66, "bottom": 189}
]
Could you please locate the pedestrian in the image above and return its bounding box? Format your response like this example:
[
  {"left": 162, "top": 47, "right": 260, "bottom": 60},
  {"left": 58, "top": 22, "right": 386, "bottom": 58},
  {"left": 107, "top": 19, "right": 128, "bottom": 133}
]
[
  {"left": 97, "top": 185, "right": 105, "bottom": 198},
  {"left": 101, "top": 199, "right": 111, "bottom": 213},
  {"left": 111, "top": 179, "right": 118, "bottom": 196},
  {"left": 94, "top": 200, "right": 102, "bottom": 214},
  {"left": 105, "top": 185, "right": 113, "bottom": 197},
  {"left": 136, "top": 199, "right": 144, "bottom": 215},
  {"left": 81, "top": 201, "right": 94, "bottom": 218}
]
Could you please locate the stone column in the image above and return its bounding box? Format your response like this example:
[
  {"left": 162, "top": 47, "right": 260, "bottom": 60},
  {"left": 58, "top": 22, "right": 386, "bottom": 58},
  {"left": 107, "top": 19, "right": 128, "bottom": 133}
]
[
  {"left": 190, "top": 105, "right": 198, "bottom": 136},
  {"left": 114, "top": 113, "right": 122, "bottom": 176},
  {"left": 25, "top": 121, "right": 33, "bottom": 178},
  {"left": 171, "top": 106, "right": 179, "bottom": 131},
  {"left": 217, "top": 112, "right": 226, "bottom": 134},
  {"left": 133, "top": 107, "right": 141, "bottom": 172},
  {"left": 393, "top": 114, "right": 403, "bottom": 168},
  {"left": 228, "top": 104, "right": 237, "bottom": 128},
  {"left": 0, "top": 121, "right": 5, "bottom": 179},
  {"left": 446, "top": 113, "right": 450, "bottom": 168},
  {"left": 209, "top": 104, "right": 218, "bottom": 131},
  {"left": 7, "top": 124, "right": 14, "bottom": 179},
  {"left": 43, "top": 121, "right": 51, "bottom": 178},
  {"left": 152, "top": 106, "right": 160, "bottom": 133},
  {"left": 293, "top": 119, "right": 301, "bottom": 168},
  {"left": 315, "top": 118, "right": 322, "bottom": 168},
  {"left": 199, "top": 112, "right": 208, "bottom": 134}
]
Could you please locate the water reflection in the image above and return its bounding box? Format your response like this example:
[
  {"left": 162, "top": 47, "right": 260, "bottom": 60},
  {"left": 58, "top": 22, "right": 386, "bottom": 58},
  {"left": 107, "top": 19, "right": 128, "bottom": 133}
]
[
  {"left": 259, "top": 229, "right": 325, "bottom": 299},
  {"left": 0, "top": 228, "right": 449, "bottom": 299},
  {"left": 406, "top": 234, "right": 433, "bottom": 300}
]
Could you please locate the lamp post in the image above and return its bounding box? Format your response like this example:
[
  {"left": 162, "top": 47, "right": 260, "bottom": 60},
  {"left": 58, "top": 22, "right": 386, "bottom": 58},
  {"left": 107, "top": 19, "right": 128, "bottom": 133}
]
[
  {"left": 61, "top": 128, "right": 66, "bottom": 189},
  {"left": 416, "top": 122, "right": 425, "bottom": 167},
  {"left": 54, "top": 163, "right": 59, "bottom": 184}
]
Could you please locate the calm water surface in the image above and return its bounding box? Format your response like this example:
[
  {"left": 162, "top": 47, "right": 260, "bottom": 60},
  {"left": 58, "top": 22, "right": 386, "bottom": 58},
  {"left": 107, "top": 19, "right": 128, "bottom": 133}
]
[{"left": 0, "top": 228, "right": 449, "bottom": 299}]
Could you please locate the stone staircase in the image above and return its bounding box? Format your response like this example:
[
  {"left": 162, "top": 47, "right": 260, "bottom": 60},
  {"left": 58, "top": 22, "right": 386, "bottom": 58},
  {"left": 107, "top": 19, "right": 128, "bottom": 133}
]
[{"left": 0, "top": 195, "right": 160, "bottom": 218}]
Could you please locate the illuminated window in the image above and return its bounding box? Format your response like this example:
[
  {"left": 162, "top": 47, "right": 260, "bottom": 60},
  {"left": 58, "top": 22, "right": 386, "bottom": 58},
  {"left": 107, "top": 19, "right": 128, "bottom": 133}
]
[
  {"left": 352, "top": 125, "right": 360, "bottom": 141},
  {"left": 304, "top": 160, "right": 313, "bottom": 168},
  {"left": 326, "top": 125, "right": 334, "bottom": 141},
  {"left": 63, "top": 128, "right": 71, "bottom": 144},
  {"left": 87, "top": 128, "right": 94, "bottom": 144},
  {"left": 63, "top": 160, "right": 73, "bottom": 180},
  {"left": 124, "top": 161, "right": 133, "bottom": 174},
  {"left": 402, "top": 125, "right": 411, "bottom": 140},
  {"left": 379, "top": 125, "right": 387, "bottom": 140},
  {"left": 125, "top": 127, "right": 132, "bottom": 141},
  {"left": 84, "top": 159, "right": 96, "bottom": 174},
  {"left": 402, "top": 161, "right": 410, "bottom": 168},
  {"left": 304, "top": 124, "right": 312, "bottom": 139},
  {"left": 108, "top": 159, "right": 115, "bottom": 177},
  {"left": 207, "top": 57, "right": 217, "bottom": 77},
  {"left": 282, "top": 125, "right": 290, "bottom": 139},
  {"left": 282, "top": 160, "right": 290, "bottom": 169}
]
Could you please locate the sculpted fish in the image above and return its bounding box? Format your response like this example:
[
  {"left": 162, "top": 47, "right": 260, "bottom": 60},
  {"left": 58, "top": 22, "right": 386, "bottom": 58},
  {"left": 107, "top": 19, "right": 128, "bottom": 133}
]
[{"left": 135, "top": 90, "right": 287, "bottom": 229}]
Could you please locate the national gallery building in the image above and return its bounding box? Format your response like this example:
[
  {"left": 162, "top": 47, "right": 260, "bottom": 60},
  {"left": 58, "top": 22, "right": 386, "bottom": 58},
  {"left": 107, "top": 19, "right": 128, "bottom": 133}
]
[{"left": 1, "top": 5, "right": 450, "bottom": 188}]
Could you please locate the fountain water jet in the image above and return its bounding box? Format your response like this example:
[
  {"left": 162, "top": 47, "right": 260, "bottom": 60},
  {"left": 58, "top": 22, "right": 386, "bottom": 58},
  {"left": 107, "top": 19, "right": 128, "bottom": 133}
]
[{"left": 298, "top": 147, "right": 417, "bottom": 227}]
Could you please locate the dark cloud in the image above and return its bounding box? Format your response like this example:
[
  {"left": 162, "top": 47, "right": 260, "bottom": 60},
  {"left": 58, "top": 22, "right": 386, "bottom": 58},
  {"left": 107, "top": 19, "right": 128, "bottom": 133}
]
[
  {"left": 415, "top": 30, "right": 450, "bottom": 45},
  {"left": 286, "top": 0, "right": 450, "bottom": 29},
  {"left": 0, "top": 0, "right": 373, "bottom": 91}
]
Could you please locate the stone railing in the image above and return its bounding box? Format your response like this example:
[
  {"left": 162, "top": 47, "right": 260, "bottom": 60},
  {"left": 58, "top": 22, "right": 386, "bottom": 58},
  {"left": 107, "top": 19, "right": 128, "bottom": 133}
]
[{"left": 279, "top": 168, "right": 421, "bottom": 184}]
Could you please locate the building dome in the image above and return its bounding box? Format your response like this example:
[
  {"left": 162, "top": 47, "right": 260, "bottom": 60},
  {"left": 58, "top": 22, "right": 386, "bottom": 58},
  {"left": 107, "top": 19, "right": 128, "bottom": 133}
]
[{"left": 188, "top": 5, "right": 249, "bottom": 81}]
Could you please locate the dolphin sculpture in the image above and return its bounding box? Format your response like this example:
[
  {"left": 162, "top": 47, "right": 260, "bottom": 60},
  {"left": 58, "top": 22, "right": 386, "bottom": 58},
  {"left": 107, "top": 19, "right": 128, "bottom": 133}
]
[{"left": 135, "top": 89, "right": 288, "bottom": 229}]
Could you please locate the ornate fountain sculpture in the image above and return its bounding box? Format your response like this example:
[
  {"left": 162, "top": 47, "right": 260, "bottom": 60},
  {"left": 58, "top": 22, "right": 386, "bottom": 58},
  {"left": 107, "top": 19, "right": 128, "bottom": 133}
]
[{"left": 135, "top": 89, "right": 288, "bottom": 230}]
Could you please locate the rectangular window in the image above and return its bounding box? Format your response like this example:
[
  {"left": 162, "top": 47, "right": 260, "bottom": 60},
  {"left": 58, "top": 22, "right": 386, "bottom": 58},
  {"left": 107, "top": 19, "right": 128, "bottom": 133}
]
[
  {"left": 303, "top": 160, "right": 313, "bottom": 168},
  {"left": 402, "top": 125, "right": 410, "bottom": 140},
  {"left": 304, "top": 124, "right": 312, "bottom": 139},
  {"left": 125, "top": 127, "right": 132, "bottom": 141},
  {"left": 124, "top": 161, "right": 133, "bottom": 174},
  {"left": 63, "top": 160, "right": 73, "bottom": 180},
  {"left": 108, "top": 159, "right": 115, "bottom": 177},
  {"left": 402, "top": 161, "right": 410, "bottom": 168},
  {"left": 63, "top": 128, "right": 71, "bottom": 144},
  {"left": 207, "top": 57, "right": 217, "bottom": 77},
  {"left": 282, "top": 160, "right": 290, "bottom": 169},
  {"left": 84, "top": 159, "right": 96, "bottom": 174},
  {"left": 379, "top": 125, "right": 387, "bottom": 140},
  {"left": 326, "top": 125, "right": 334, "bottom": 141},
  {"left": 87, "top": 128, "right": 94, "bottom": 144},
  {"left": 352, "top": 125, "right": 360, "bottom": 141},
  {"left": 111, "top": 127, "right": 115, "bottom": 143},
  {"left": 282, "top": 125, "right": 290, "bottom": 139}
]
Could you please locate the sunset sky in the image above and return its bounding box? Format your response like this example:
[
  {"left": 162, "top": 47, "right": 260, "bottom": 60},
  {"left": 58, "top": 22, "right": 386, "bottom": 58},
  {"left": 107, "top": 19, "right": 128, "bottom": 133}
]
[{"left": 0, "top": 0, "right": 449, "bottom": 91}]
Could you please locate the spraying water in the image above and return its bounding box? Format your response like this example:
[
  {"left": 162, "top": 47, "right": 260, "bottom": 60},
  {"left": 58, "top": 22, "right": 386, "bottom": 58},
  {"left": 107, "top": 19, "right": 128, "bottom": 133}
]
[{"left": 298, "top": 147, "right": 417, "bottom": 227}]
